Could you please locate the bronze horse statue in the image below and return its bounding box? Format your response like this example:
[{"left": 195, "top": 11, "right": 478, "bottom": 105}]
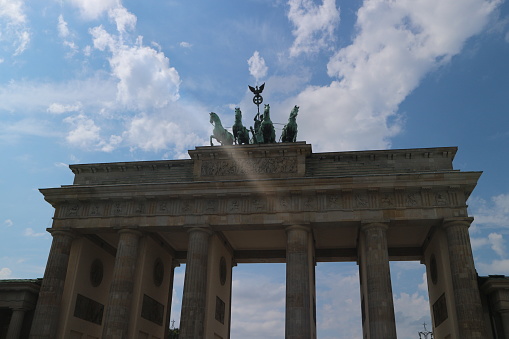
[
  {"left": 260, "top": 104, "right": 276, "bottom": 143},
  {"left": 209, "top": 112, "right": 233, "bottom": 146},
  {"left": 232, "top": 108, "right": 250, "bottom": 145},
  {"left": 281, "top": 105, "right": 299, "bottom": 142}
]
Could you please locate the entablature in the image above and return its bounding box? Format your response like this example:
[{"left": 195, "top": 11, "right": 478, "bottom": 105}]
[{"left": 43, "top": 172, "right": 478, "bottom": 231}]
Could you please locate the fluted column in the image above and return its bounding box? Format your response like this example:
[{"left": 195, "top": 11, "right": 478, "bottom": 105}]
[
  {"left": 443, "top": 218, "right": 486, "bottom": 338},
  {"left": 6, "top": 308, "right": 26, "bottom": 339},
  {"left": 360, "top": 222, "right": 397, "bottom": 339},
  {"left": 285, "top": 225, "right": 313, "bottom": 339},
  {"left": 179, "top": 227, "right": 212, "bottom": 339},
  {"left": 102, "top": 229, "right": 142, "bottom": 338},
  {"left": 30, "top": 230, "right": 74, "bottom": 339}
]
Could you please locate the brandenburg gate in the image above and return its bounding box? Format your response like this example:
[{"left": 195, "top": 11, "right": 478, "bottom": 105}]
[{"left": 29, "top": 142, "right": 486, "bottom": 338}]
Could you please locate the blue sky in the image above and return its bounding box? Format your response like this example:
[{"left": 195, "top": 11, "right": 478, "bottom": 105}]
[{"left": 1, "top": 0, "right": 508, "bottom": 338}]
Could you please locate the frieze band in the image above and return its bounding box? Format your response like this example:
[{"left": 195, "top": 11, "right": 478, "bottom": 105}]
[{"left": 59, "top": 189, "right": 461, "bottom": 219}]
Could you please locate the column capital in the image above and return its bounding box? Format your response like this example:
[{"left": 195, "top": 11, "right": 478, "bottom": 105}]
[
  {"left": 117, "top": 228, "right": 143, "bottom": 237},
  {"left": 442, "top": 217, "right": 474, "bottom": 229},
  {"left": 47, "top": 228, "right": 76, "bottom": 239},
  {"left": 11, "top": 306, "right": 29, "bottom": 312},
  {"left": 185, "top": 226, "right": 213, "bottom": 236},
  {"left": 285, "top": 224, "right": 311, "bottom": 233},
  {"left": 360, "top": 221, "right": 389, "bottom": 232}
]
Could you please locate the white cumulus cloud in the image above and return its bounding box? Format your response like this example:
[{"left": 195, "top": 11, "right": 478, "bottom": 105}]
[
  {"left": 123, "top": 108, "right": 207, "bottom": 153},
  {"left": 316, "top": 268, "right": 362, "bottom": 338},
  {"left": 13, "top": 29, "right": 29, "bottom": 55},
  {"left": 418, "top": 272, "right": 428, "bottom": 292},
  {"left": 108, "top": 6, "right": 136, "bottom": 36},
  {"left": 478, "top": 259, "right": 509, "bottom": 275},
  {"left": 289, "top": 0, "right": 499, "bottom": 152},
  {"left": 64, "top": 114, "right": 101, "bottom": 148},
  {"left": 393, "top": 292, "right": 431, "bottom": 338},
  {"left": 57, "top": 14, "right": 70, "bottom": 38},
  {"left": 470, "top": 193, "right": 509, "bottom": 230},
  {"left": 64, "top": 114, "right": 120, "bottom": 151},
  {"left": 110, "top": 41, "right": 181, "bottom": 108},
  {"left": 0, "top": 0, "right": 30, "bottom": 56},
  {"left": 69, "top": 0, "right": 118, "bottom": 20},
  {"left": 473, "top": 232, "right": 508, "bottom": 259},
  {"left": 488, "top": 232, "right": 506, "bottom": 258},
  {"left": 0, "top": 267, "right": 12, "bottom": 279},
  {"left": 287, "top": 0, "right": 340, "bottom": 57},
  {"left": 0, "top": 0, "right": 26, "bottom": 23},
  {"left": 248, "top": 51, "right": 268, "bottom": 82},
  {"left": 47, "top": 102, "right": 82, "bottom": 114},
  {"left": 57, "top": 14, "right": 78, "bottom": 55},
  {"left": 89, "top": 9, "right": 180, "bottom": 110},
  {"left": 89, "top": 25, "right": 116, "bottom": 51},
  {"left": 467, "top": 193, "right": 509, "bottom": 275},
  {"left": 230, "top": 272, "right": 285, "bottom": 339},
  {"left": 23, "top": 227, "right": 46, "bottom": 237},
  {"left": 4, "top": 219, "right": 13, "bottom": 227}
]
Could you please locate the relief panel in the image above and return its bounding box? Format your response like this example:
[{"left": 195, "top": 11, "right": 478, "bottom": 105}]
[
  {"left": 200, "top": 157, "right": 298, "bottom": 177},
  {"left": 57, "top": 187, "right": 465, "bottom": 221}
]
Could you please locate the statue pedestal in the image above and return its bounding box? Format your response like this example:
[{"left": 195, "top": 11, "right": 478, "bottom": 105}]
[{"left": 189, "top": 142, "right": 312, "bottom": 180}]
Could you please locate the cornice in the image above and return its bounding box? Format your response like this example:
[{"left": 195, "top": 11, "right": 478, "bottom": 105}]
[
  {"left": 39, "top": 170, "right": 481, "bottom": 206},
  {"left": 65, "top": 145, "right": 460, "bottom": 186}
]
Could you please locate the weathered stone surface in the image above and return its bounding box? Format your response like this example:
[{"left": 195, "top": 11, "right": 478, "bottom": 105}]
[
  {"left": 360, "top": 223, "right": 397, "bottom": 339},
  {"left": 179, "top": 227, "right": 212, "bottom": 339},
  {"left": 7, "top": 308, "right": 26, "bottom": 339},
  {"left": 101, "top": 229, "right": 141, "bottom": 338},
  {"left": 479, "top": 275, "right": 509, "bottom": 338},
  {"left": 35, "top": 143, "right": 486, "bottom": 339},
  {"left": 443, "top": 218, "right": 487, "bottom": 338},
  {"left": 30, "top": 231, "right": 74, "bottom": 339},
  {"left": 285, "top": 225, "right": 313, "bottom": 339},
  {"left": 67, "top": 144, "right": 457, "bottom": 185}
]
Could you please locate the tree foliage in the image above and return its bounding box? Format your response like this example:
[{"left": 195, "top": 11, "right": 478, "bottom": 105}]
[{"left": 168, "top": 328, "right": 179, "bottom": 339}]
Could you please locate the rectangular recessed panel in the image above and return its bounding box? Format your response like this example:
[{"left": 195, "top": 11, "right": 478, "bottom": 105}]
[
  {"left": 433, "top": 293, "right": 448, "bottom": 327},
  {"left": 73, "top": 294, "right": 104, "bottom": 325},
  {"left": 141, "top": 294, "right": 164, "bottom": 326}
]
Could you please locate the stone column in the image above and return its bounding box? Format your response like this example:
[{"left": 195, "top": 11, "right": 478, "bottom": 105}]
[
  {"left": 6, "top": 308, "right": 26, "bottom": 339},
  {"left": 285, "top": 225, "right": 314, "bottom": 339},
  {"left": 501, "top": 311, "right": 509, "bottom": 339},
  {"left": 179, "top": 227, "right": 212, "bottom": 339},
  {"left": 102, "top": 229, "right": 142, "bottom": 339},
  {"left": 30, "top": 230, "right": 74, "bottom": 339},
  {"left": 443, "top": 218, "right": 486, "bottom": 338},
  {"left": 360, "top": 222, "right": 397, "bottom": 339}
]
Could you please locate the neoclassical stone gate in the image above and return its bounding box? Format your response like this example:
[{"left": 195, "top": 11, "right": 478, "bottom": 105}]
[{"left": 29, "top": 143, "right": 486, "bottom": 339}]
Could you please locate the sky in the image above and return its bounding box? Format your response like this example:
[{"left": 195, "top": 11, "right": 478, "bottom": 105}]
[{"left": 0, "top": 0, "right": 508, "bottom": 338}]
